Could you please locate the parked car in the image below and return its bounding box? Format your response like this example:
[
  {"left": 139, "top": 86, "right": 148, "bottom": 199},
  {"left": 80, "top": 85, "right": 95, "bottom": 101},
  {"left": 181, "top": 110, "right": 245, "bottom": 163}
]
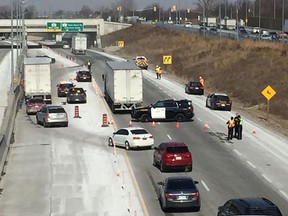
[
  {"left": 269, "top": 31, "right": 279, "bottom": 40},
  {"left": 67, "top": 87, "right": 87, "bottom": 103},
  {"left": 260, "top": 34, "right": 272, "bottom": 40},
  {"left": 153, "top": 142, "right": 192, "bottom": 172},
  {"left": 206, "top": 93, "right": 232, "bottom": 111},
  {"left": 158, "top": 176, "right": 201, "bottom": 212},
  {"left": 26, "top": 97, "right": 46, "bottom": 115},
  {"left": 108, "top": 127, "right": 154, "bottom": 150},
  {"left": 209, "top": 27, "right": 218, "bottom": 35},
  {"left": 217, "top": 197, "right": 283, "bottom": 216},
  {"left": 57, "top": 81, "right": 75, "bottom": 97},
  {"left": 36, "top": 105, "right": 68, "bottom": 127},
  {"left": 76, "top": 70, "right": 92, "bottom": 82},
  {"left": 184, "top": 22, "right": 193, "bottom": 28},
  {"left": 252, "top": 27, "right": 261, "bottom": 34},
  {"left": 185, "top": 81, "right": 204, "bottom": 95},
  {"left": 36, "top": 55, "right": 56, "bottom": 63},
  {"left": 239, "top": 29, "right": 250, "bottom": 38}
]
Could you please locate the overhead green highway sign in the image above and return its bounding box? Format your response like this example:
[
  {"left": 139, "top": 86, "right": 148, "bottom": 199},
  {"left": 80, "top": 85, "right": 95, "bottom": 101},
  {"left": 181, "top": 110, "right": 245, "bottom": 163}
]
[
  {"left": 61, "top": 22, "right": 83, "bottom": 32},
  {"left": 47, "top": 22, "right": 61, "bottom": 32},
  {"left": 46, "top": 22, "right": 83, "bottom": 32}
]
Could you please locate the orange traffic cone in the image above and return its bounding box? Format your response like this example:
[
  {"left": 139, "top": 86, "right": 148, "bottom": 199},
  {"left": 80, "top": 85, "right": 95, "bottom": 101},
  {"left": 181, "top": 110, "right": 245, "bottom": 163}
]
[
  {"left": 129, "top": 120, "right": 133, "bottom": 127},
  {"left": 152, "top": 121, "right": 156, "bottom": 128},
  {"left": 204, "top": 123, "right": 209, "bottom": 129},
  {"left": 252, "top": 128, "right": 256, "bottom": 134},
  {"left": 176, "top": 121, "right": 180, "bottom": 129}
]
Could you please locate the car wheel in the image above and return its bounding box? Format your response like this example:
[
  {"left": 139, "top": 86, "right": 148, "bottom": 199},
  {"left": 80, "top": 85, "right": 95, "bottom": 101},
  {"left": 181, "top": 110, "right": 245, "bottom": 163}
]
[
  {"left": 64, "top": 123, "right": 68, "bottom": 127},
  {"left": 186, "top": 165, "right": 193, "bottom": 172},
  {"left": 108, "top": 137, "right": 114, "bottom": 147},
  {"left": 160, "top": 161, "right": 166, "bottom": 172},
  {"left": 211, "top": 103, "right": 216, "bottom": 110},
  {"left": 175, "top": 113, "right": 185, "bottom": 122},
  {"left": 227, "top": 107, "right": 232, "bottom": 111},
  {"left": 140, "top": 114, "right": 150, "bottom": 122},
  {"left": 161, "top": 198, "right": 167, "bottom": 212},
  {"left": 194, "top": 206, "right": 201, "bottom": 212},
  {"left": 153, "top": 155, "right": 157, "bottom": 166},
  {"left": 205, "top": 100, "right": 209, "bottom": 107},
  {"left": 125, "top": 141, "right": 130, "bottom": 150}
]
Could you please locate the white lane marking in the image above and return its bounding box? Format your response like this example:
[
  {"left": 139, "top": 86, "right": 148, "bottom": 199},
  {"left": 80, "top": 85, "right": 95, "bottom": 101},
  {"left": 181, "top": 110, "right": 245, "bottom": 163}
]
[
  {"left": 201, "top": 180, "right": 210, "bottom": 192},
  {"left": 246, "top": 160, "right": 256, "bottom": 169},
  {"left": 167, "top": 94, "right": 172, "bottom": 97},
  {"left": 262, "top": 174, "right": 272, "bottom": 183},
  {"left": 157, "top": 122, "right": 160, "bottom": 124},
  {"left": 159, "top": 87, "right": 162, "bottom": 90},
  {"left": 279, "top": 190, "right": 288, "bottom": 201},
  {"left": 197, "top": 118, "right": 202, "bottom": 122},
  {"left": 167, "top": 135, "right": 172, "bottom": 140},
  {"left": 233, "top": 149, "right": 242, "bottom": 156}
]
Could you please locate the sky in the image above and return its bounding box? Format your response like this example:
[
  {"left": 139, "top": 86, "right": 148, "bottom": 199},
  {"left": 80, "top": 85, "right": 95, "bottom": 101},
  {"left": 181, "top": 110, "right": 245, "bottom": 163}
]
[{"left": 0, "top": 0, "right": 198, "bottom": 14}]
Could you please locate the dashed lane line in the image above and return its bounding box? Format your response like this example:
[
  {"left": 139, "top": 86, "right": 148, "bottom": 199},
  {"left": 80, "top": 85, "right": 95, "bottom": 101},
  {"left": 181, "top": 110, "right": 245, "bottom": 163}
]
[
  {"left": 246, "top": 160, "right": 256, "bottom": 169},
  {"left": 233, "top": 149, "right": 242, "bottom": 156},
  {"left": 197, "top": 118, "right": 202, "bottom": 122},
  {"left": 201, "top": 180, "right": 210, "bottom": 192},
  {"left": 167, "top": 135, "right": 172, "bottom": 140},
  {"left": 279, "top": 190, "right": 288, "bottom": 201},
  {"left": 261, "top": 174, "right": 272, "bottom": 183}
]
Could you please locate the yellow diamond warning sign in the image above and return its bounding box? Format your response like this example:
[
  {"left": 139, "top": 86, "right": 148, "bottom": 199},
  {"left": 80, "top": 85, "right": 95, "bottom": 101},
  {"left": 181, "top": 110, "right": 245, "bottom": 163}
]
[{"left": 261, "top": 85, "right": 276, "bottom": 100}]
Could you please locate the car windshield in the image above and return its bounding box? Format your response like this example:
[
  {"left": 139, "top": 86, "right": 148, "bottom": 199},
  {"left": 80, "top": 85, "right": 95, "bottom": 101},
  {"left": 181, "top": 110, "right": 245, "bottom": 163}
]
[
  {"left": 251, "top": 209, "right": 282, "bottom": 215},
  {"left": 215, "top": 95, "right": 229, "bottom": 100},
  {"left": 166, "top": 146, "right": 189, "bottom": 153},
  {"left": 79, "top": 71, "right": 90, "bottom": 74},
  {"left": 49, "top": 107, "right": 66, "bottom": 113},
  {"left": 137, "top": 57, "right": 146, "bottom": 60},
  {"left": 60, "top": 84, "right": 73, "bottom": 88},
  {"left": 29, "top": 98, "right": 44, "bottom": 103},
  {"left": 189, "top": 82, "right": 201, "bottom": 87},
  {"left": 167, "top": 179, "right": 195, "bottom": 190},
  {"left": 131, "top": 129, "right": 149, "bottom": 135}
]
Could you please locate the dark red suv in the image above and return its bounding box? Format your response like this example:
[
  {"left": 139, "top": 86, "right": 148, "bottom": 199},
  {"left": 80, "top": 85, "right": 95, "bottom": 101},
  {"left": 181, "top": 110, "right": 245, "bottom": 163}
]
[{"left": 153, "top": 142, "right": 192, "bottom": 172}]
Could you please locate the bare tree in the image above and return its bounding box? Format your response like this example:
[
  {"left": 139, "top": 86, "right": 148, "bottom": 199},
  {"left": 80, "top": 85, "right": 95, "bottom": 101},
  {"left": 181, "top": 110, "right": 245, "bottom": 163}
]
[{"left": 195, "top": 0, "right": 218, "bottom": 18}]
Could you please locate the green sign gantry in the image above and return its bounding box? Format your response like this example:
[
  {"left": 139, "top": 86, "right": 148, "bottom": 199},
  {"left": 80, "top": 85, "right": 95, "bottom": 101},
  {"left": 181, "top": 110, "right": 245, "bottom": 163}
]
[{"left": 46, "top": 22, "right": 83, "bottom": 32}]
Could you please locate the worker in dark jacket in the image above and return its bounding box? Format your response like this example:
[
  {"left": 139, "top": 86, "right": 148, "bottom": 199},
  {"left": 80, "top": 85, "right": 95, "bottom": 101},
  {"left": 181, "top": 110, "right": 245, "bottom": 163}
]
[
  {"left": 234, "top": 114, "right": 240, "bottom": 138},
  {"left": 237, "top": 115, "right": 243, "bottom": 140},
  {"left": 226, "top": 116, "right": 235, "bottom": 140}
]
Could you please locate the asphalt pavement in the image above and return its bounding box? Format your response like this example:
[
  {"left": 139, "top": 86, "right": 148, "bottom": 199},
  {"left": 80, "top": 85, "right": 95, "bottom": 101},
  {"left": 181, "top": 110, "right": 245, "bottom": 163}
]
[{"left": 0, "top": 48, "right": 145, "bottom": 216}]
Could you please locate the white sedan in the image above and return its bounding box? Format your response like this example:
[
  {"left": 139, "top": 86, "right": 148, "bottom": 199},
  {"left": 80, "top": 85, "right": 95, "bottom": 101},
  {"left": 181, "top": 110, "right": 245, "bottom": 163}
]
[{"left": 108, "top": 127, "right": 154, "bottom": 150}]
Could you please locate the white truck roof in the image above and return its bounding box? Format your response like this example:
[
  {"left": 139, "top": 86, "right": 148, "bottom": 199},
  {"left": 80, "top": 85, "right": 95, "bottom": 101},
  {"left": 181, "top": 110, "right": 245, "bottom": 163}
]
[
  {"left": 106, "top": 61, "right": 140, "bottom": 70},
  {"left": 24, "top": 57, "right": 51, "bottom": 65}
]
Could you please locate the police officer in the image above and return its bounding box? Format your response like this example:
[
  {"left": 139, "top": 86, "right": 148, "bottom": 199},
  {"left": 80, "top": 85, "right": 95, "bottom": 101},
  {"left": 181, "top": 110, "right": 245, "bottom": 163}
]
[
  {"left": 238, "top": 115, "right": 243, "bottom": 140},
  {"left": 234, "top": 114, "right": 240, "bottom": 138},
  {"left": 226, "top": 116, "right": 235, "bottom": 140}
]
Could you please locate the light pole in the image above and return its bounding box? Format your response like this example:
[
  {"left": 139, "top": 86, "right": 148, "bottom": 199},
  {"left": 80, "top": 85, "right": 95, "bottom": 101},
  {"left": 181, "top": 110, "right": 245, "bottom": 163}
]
[
  {"left": 282, "top": 0, "right": 285, "bottom": 31},
  {"left": 10, "top": 0, "right": 14, "bottom": 94}
]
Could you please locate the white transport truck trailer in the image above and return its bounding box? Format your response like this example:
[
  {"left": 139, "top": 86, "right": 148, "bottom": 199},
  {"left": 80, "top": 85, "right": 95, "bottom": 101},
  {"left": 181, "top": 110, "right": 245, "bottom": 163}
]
[
  {"left": 24, "top": 57, "right": 52, "bottom": 104},
  {"left": 104, "top": 61, "right": 143, "bottom": 113},
  {"left": 71, "top": 34, "right": 87, "bottom": 55}
]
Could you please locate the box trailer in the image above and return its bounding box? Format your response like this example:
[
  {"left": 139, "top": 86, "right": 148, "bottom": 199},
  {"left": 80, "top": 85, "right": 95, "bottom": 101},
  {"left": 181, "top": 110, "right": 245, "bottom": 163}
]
[
  {"left": 104, "top": 61, "right": 143, "bottom": 113},
  {"left": 72, "top": 34, "right": 87, "bottom": 55}
]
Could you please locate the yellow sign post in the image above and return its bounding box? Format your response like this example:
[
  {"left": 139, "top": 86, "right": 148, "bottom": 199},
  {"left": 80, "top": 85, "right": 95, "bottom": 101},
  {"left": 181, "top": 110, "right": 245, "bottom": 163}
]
[
  {"left": 261, "top": 85, "right": 276, "bottom": 121},
  {"left": 163, "top": 55, "right": 172, "bottom": 64},
  {"left": 117, "top": 41, "right": 124, "bottom": 47}
]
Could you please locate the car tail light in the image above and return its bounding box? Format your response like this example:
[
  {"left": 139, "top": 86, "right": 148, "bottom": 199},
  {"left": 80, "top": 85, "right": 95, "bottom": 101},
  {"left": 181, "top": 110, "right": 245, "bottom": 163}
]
[
  {"left": 27, "top": 103, "right": 33, "bottom": 107},
  {"left": 200, "top": 86, "right": 204, "bottom": 89},
  {"left": 149, "top": 135, "right": 153, "bottom": 139},
  {"left": 164, "top": 153, "right": 174, "bottom": 159},
  {"left": 228, "top": 100, "right": 232, "bottom": 104},
  {"left": 192, "top": 192, "right": 199, "bottom": 198},
  {"left": 189, "top": 86, "right": 193, "bottom": 90},
  {"left": 45, "top": 114, "right": 49, "bottom": 119},
  {"left": 165, "top": 193, "right": 172, "bottom": 198},
  {"left": 188, "top": 106, "right": 193, "bottom": 112},
  {"left": 133, "top": 136, "right": 141, "bottom": 140}
]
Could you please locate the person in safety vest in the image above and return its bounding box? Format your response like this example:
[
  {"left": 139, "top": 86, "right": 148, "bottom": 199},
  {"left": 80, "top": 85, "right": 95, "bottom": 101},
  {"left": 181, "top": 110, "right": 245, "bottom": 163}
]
[
  {"left": 226, "top": 116, "right": 235, "bottom": 140},
  {"left": 155, "top": 65, "right": 162, "bottom": 79},
  {"left": 237, "top": 115, "right": 243, "bottom": 140},
  {"left": 199, "top": 76, "right": 204, "bottom": 87},
  {"left": 234, "top": 113, "right": 240, "bottom": 138}
]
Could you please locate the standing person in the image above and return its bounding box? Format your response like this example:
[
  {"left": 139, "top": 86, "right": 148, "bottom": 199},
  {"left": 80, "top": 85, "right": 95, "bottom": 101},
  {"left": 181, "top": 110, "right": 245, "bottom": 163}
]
[
  {"left": 226, "top": 116, "right": 235, "bottom": 140},
  {"left": 158, "top": 66, "right": 162, "bottom": 80},
  {"left": 155, "top": 65, "right": 160, "bottom": 79},
  {"left": 199, "top": 76, "right": 204, "bottom": 87},
  {"left": 234, "top": 113, "right": 240, "bottom": 138},
  {"left": 238, "top": 115, "right": 243, "bottom": 140},
  {"left": 87, "top": 60, "right": 92, "bottom": 72}
]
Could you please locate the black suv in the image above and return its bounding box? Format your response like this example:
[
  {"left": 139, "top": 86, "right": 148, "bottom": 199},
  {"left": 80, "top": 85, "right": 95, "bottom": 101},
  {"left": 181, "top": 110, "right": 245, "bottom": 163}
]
[
  {"left": 57, "top": 82, "right": 75, "bottom": 97},
  {"left": 67, "top": 87, "right": 87, "bottom": 103},
  {"left": 76, "top": 70, "right": 92, "bottom": 82},
  {"left": 217, "top": 197, "right": 283, "bottom": 216},
  {"left": 131, "top": 99, "right": 194, "bottom": 122}
]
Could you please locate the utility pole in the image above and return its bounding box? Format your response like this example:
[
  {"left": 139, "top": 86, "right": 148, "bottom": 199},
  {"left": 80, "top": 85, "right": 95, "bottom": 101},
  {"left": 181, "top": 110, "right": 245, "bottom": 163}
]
[
  {"left": 10, "top": 0, "right": 14, "bottom": 94},
  {"left": 282, "top": 0, "right": 285, "bottom": 31}
]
